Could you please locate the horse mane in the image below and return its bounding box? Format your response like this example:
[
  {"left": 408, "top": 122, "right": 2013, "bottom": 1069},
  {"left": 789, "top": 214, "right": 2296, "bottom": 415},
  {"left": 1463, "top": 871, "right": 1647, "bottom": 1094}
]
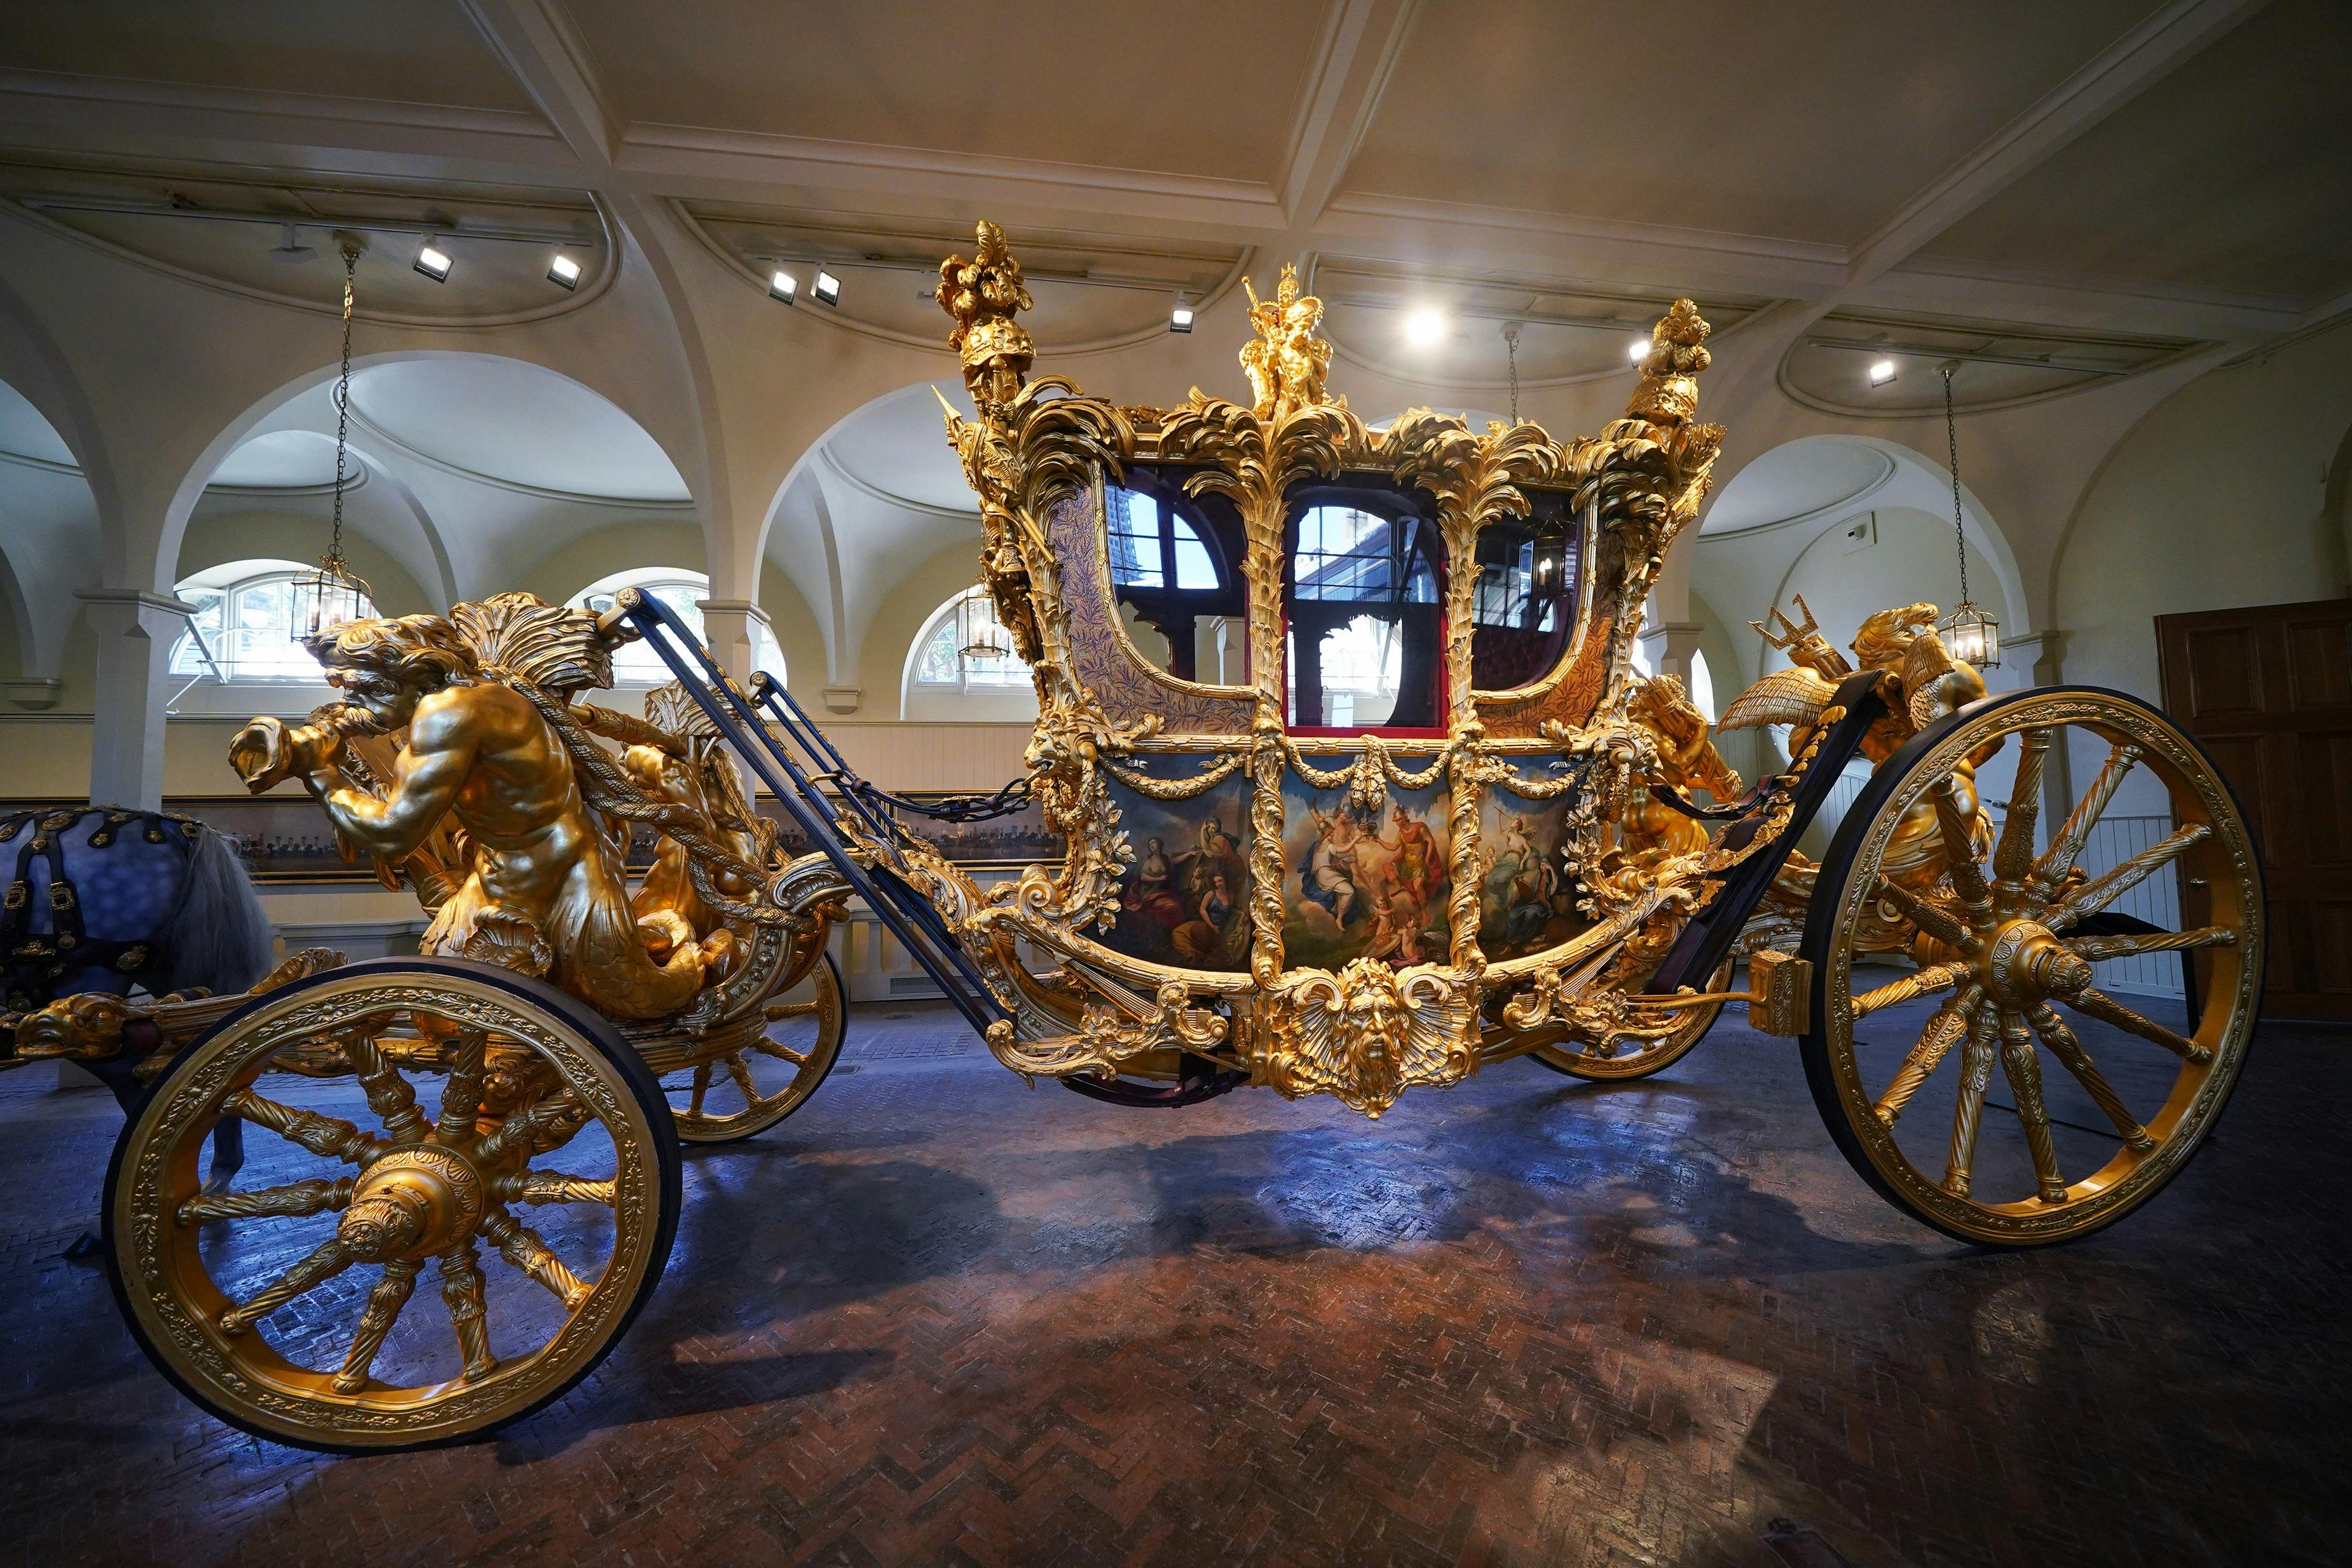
[{"left": 158, "top": 826, "right": 277, "bottom": 997}]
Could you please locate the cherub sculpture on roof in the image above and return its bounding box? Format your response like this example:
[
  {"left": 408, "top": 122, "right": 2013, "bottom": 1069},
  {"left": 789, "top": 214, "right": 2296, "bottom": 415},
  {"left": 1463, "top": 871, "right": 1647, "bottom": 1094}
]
[{"left": 1239, "top": 263, "right": 1339, "bottom": 418}]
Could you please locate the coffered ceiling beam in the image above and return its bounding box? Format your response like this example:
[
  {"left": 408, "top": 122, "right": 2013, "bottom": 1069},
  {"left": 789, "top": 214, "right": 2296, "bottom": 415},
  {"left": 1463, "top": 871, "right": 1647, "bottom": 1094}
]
[
  {"left": 1276, "top": 0, "right": 1421, "bottom": 231},
  {"left": 1843, "top": 0, "right": 2270, "bottom": 287}
]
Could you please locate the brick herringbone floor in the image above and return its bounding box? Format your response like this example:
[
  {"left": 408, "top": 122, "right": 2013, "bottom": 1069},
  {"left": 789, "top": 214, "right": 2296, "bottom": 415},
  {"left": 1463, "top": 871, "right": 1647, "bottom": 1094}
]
[{"left": 2, "top": 1002, "right": 2345, "bottom": 1568}]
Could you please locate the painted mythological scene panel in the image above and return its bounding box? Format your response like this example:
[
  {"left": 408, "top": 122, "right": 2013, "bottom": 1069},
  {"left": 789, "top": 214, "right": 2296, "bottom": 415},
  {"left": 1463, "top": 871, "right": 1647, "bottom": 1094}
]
[
  {"left": 1097, "top": 762, "right": 1254, "bottom": 972},
  {"left": 1280, "top": 777, "right": 1450, "bottom": 974},
  {"left": 1476, "top": 787, "right": 1586, "bottom": 961}
]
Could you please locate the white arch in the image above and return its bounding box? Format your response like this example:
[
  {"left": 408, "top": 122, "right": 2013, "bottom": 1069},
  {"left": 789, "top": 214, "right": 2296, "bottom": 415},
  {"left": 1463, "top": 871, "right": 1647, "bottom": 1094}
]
[
  {"left": 1704, "top": 433, "right": 2030, "bottom": 638},
  {"left": 156, "top": 350, "right": 708, "bottom": 602}
]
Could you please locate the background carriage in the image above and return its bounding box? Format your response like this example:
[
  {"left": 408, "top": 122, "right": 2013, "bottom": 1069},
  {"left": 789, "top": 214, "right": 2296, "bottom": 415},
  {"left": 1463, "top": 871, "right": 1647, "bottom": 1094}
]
[{"left": 0, "top": 223, "right": 2262, "bottom": 1454}]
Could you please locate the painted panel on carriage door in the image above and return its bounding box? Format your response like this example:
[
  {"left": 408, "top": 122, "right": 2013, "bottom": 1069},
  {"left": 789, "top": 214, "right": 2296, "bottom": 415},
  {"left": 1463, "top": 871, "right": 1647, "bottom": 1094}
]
[
  {"left": 1477, "top": 788, "right": 1587, "bottom": 961},
  {"left": 1097, "top": 763, "right": 1254, "bottom": 972},
  {"left": 1280, "top": 777, "right": 1452, "bottom": 974}
]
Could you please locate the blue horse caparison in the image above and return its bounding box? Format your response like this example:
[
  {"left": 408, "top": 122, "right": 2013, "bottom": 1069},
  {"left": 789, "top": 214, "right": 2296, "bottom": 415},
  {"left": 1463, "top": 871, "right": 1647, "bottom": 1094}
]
[{"left": 3, "top": 805, "right": 278, "bottom": 1191}]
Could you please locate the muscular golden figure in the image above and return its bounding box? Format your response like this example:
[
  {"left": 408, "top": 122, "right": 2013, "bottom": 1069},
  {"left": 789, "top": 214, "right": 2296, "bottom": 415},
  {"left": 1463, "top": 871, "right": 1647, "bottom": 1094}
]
[{"left": 231, "top": 615, "right": 722, "bottom": 1020}]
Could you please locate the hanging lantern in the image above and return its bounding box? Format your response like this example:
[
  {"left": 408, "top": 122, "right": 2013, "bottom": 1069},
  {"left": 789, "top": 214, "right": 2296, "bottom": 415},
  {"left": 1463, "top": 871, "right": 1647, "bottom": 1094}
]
[
  {"left": 1935, "top": 362, "right": 1998, "bottom": 669},
  {"left": 955, "top": 585, "right": 1011, "bottom": 664},
  {"left": 292, "top": 244, "right": 374, "bottom": 648}
]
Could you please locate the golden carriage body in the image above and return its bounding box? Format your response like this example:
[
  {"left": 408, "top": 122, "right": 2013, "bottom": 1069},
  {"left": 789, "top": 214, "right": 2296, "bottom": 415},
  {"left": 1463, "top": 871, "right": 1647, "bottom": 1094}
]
[{"left": 19, "top": 224, "right": 2266, "bottom": 1452}]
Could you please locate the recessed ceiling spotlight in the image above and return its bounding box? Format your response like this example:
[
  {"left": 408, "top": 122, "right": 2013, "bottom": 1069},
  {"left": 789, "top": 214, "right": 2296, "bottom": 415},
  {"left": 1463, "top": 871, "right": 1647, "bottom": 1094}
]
[
  {"left": 413, "top": 243, "right": 453, "bottom": 283},
  {"left": 1170, "top": 295, "right": 1194, "bottom": 334},
  {"left": 1404, "top": 308, "right": 1447, "bottom": 348},
  {"left": 547, "top": 252, "right": 582, "bottom": 290},
  {"left": 812, "top": 268, "right": 842, "bottom": 307},
  {"left": 1870, "top": 358, "right": 1899, "bottom": 386},
  {"left": 1627, "top": 336, "right": 1649, "bottom": 364},
  {"left": 769, "top": 269, "right": 798, "bottom": 304}
]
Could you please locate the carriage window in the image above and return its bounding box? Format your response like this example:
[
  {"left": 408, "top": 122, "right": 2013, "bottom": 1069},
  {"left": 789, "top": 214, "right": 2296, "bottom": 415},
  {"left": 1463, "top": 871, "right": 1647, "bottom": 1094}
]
[
  {"left": 1469, "top": 507, "right": 1576, "bottom": 691},
  {"left": 571, "top": 568, "right": 786, "bottom": 688},
  {"left": 1285, "top": 503, "right": 1443, "bottom": 730},
  {"left": 913, "top": 588, "right": 1034, "bottom": 690},
  {"left": 170, "top": 559, "right": 376, "bottom": 681},
  {"left": 1109, "top": 488, "right": 1218, "bottom": 590},
  {"left": 1105, "top": 477, "right": 1243, "bottom": 683}
]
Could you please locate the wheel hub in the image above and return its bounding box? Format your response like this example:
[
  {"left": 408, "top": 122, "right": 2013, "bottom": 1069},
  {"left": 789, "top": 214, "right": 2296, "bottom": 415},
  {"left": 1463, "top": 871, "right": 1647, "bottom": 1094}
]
[
  {"left": 1974, "top": 918, "right": 2092, "bottom": 1008},
  {"left": 337, "top": 1147, "right": 486, "bottom": 1260}
]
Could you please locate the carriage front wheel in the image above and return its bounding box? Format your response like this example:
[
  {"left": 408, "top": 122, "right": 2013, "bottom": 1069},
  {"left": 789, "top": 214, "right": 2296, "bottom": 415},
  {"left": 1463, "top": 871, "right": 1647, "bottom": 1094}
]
[
  {"left": 1800, "top": 686, "right": 2262, "bottom": 1246},
  {"left": 1527, "top": 957, "right": 1735, "bottom": 1081},
  {"left": 666, "top": 952, "right": 846, "bottom": 1143},
  {"left": 104, "top": 957, "right": 680, "bottom": 1452}
]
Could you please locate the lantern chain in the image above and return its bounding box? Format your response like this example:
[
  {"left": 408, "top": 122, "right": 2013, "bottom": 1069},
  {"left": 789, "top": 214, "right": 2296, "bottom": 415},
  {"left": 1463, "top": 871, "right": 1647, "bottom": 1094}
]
[
  {"left": 1943, "top": 362, "right": 1967, "bottom": 610},
  {"left": 1503, "top": 320, "right": 1522, "bottom": 425},
  {"left": 328, "top": 244, "right": 357, "bottom": 575}
]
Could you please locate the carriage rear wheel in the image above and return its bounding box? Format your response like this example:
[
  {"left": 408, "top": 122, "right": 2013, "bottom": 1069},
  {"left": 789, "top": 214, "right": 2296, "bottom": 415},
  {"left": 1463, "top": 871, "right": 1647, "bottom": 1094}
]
[
  {"left": 665, "top": 953, "right": 847, "bottom": 1142},
  {"left": 1800, "top": 687, "right": 2262, "bottom": 1246},
  {"left": 104, "top": 957, "right": 679, "bottom": 1452},
  {"left": 1528, "top": 957, "right": 1735, "bottom": 1081}
]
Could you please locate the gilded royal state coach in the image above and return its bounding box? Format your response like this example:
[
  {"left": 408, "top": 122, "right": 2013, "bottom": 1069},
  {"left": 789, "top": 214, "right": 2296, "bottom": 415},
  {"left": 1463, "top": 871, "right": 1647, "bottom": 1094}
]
[{"left": 8, "top": 221, "right": 2263, "bottom": 1456}]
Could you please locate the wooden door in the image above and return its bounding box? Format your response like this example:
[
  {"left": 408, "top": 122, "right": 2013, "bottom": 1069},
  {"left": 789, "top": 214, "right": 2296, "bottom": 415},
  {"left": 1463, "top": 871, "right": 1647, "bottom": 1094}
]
[{"left": 2157, "top": 597, "right": 2352, "bottom": 1020}]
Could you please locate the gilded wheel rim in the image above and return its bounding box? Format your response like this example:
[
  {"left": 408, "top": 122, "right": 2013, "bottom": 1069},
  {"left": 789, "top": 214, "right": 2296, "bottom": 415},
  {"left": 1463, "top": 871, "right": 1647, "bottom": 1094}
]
[
  {"left": 1533, "top": 957, "right": 1733, "bottom": 1081},
  {"left": 111, "top": 969, "right": 668, "bottom": 1448},
  {"left": 664, "top": 953, "right": 845, "bottom": 1142},
  {"left": 1816, "top": 691, "right": 2260, "bottom": 1245}
]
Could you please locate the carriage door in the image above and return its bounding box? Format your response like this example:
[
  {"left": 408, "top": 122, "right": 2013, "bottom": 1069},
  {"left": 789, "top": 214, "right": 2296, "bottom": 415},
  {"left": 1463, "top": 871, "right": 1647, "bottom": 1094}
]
[{"left": 2157, "top": 597, "right": 2352, "bottom": 1020}]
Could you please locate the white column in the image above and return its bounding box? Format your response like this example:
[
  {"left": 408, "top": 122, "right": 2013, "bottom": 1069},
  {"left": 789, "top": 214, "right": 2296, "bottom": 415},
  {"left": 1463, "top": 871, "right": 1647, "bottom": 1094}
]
[
  {"left": 1638, "top": 620, "right": 1705, "bottom": 686},
  {"left": 78, "top": 587, "right": 195, "bottom": 810},
  {"left": 695, "top": 597, "right": 765, "bottom": 690}
]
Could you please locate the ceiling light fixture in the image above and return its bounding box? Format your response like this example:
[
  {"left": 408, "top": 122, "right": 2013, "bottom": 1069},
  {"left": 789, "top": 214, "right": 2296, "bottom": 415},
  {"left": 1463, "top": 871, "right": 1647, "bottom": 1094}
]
[
  {"left": 413, "top": 243, "right": 453, "bottom": 282},
  {"left": 1627, "top": 336, "right": 1649, "bottom": 364},
  {"left": 769, "top": 269, "right": 798, "bottom": 304},
  {"left": 268, "top": 222, "right": 315, "bottom": 266},
  {"left": 1870, "top": 358, "right": 1898, "bottom": 386},
  {"left": 291, "top": 244, "right": 374, "bottom": 645},
  {"left": 1404, "top": 307, "right": 1447, "bottom": 348},
  {"left": 547, "top": 252, "right": 582, "bottom": 290},
  {"left": 812, "top": 269, "right": 842, "bottom": 307},
  {"left": 1170, "top": 294, "right": 1194, "bottom": 334},
  {"left": 1936, "top": 362, "right": 1997, "bottom": 668}
]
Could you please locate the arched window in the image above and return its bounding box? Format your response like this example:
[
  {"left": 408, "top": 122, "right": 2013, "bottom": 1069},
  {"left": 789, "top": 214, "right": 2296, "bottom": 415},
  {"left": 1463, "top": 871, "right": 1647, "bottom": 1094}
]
[
  {"left": 912, "top": 588, "right": 1033, "bottom": 690},
  {"left": 1284, "top": 503, "right": 1441, "bottom": 730},
  {"left": 1108, "top": 487, "right": 1219, "bottom": 590},
  {"left": 170, "top": 559, "right": 376, "bottom": 681},
  {"left": 569, "top": 568, "right": 784, "bottom": 687}
]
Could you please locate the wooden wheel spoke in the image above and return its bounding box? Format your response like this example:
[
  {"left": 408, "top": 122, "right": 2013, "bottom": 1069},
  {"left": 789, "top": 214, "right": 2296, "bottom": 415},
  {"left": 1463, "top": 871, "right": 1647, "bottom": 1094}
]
[
  {"left": 752, "top": 1037, "right": 810, "bottom": 1067},
  {"left": 1991, "top": 728, "right": 2053, "bottom": 887},
  {"left": 686, "top": 1063, "right": 714, "bottom": 1118},
  {"left": 2025, "top": 1002, "right": 2153, "bottom": 1151},
  {"left": 763, "top": 1001, "right": 820, "bottom": 1020},
  {"left": 472, "top": 1089, "right": 591, "bottom": 1168},
  {"left": 1871, "top": 878, "right": 1970, "bottom": 950},
  {"left": 437, "top": 1240, "right": 496, "bottom": 1382},
  {"left": 495, "top": 1169, "right": 616, "bottom": 1207},
  {"left": 2030, "top": 740, "right": 2141, "bottom": 901},
  {"left": 1927, "top": 777, "right": 1992, "bottom": 914},
  {"left": 222, "top": 1090, "right": 387, "bottom": 1167},
  {"left": 435, "top": 1029, "right": 491, "bottom": 1145},
  {"left": 1995, "top": 1012, "right": 2068, "bottom": 1203},
  {"left": 332, "top": 1258, "right": 421, "bottom": 1393},
  {"left": 177, "top": 1175, "right": 356, "bottom": 1227},
  {"left": 218, "top": 1235, "right": 358, "bottom": 1334},
  {"left": 1854, "top": 962, "right": 1966, "bottom": 1018},
  {"left": 2067, "top": 987, "right": 2212, "bottom": 1064},
  {"left": 481, "top": 1209, "right": 593, "bottom": 1310},
  {"left": 2041, "top": 823, "right": 2209, "bottom": 931},
  {"left": 1941, "top": 1005, "right": 2001, "bottom": 1199},
  {"left": 2065, "top": 925, "right": 2235, "bottom": 964},
  {"left": 723, "top": 1053, "right": 764, "bottom": 1106},
  {"left": 1874, "top": 988, "right": 1978, "bottom": 1125},
  {"left": 346, "top": 1025, "right": 430, "bottom": 1145}
]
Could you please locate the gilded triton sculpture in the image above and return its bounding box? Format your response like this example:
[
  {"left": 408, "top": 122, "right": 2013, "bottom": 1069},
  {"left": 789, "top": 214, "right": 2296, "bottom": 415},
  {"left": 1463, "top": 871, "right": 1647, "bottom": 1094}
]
[{"left": 6, "top": 220, "right": 2263, "bottom": 1454}]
